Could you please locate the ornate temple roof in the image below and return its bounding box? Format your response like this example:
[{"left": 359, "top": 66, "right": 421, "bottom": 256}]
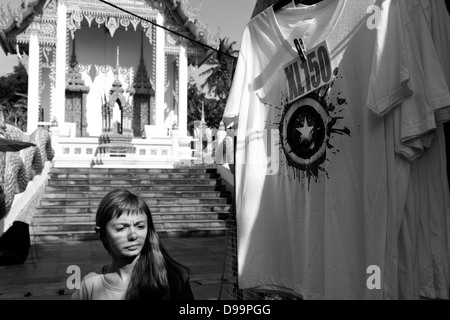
[
  {"left": 0, "top": 0, "right": 47, "bottom": 54},
  {"left": 0, "top": 0, "right": 218, "bottom": 62},
  {"left": 66, "top": 37, "right": 90, "bottom": 93},
  {"left": 167, "top": 0, "right": 218, "bottom": 51}
]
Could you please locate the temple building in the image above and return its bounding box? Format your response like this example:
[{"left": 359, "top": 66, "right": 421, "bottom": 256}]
[{"left": 0, "top": 0, "right": 216, "bottom": 167}]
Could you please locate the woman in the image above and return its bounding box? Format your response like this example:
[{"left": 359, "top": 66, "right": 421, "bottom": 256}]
[{"left": 72, "top": 189, "right": 194, "bottom": 300}]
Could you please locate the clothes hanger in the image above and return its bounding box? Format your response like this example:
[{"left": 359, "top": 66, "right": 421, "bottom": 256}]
[
  {"left": 273, "top": 0, "right": 302, "bottom": 12},
  {"left": 272, "top": 0, "right": 324, "bottom": 61},
  {"left": 273, "top": 0, "right": 324, "bottom": 12}
]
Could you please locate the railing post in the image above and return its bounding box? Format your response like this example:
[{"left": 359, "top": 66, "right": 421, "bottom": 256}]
[
  {"left": 193, "top": 121, "right": 203, "bottom": 165},
  {"left": 50, "top": 117, "right": 60, "bottom": 158},
  {"left": 215, "top": 121, "right": 227, "bottom": 165},
  {"left": 225, "top": 128, "right": 235, "bottom": 166},
  {"left": 171, "top": 122, "right": 180, "bottom": 165},
  {"left": 203, "top": 127, "right": 214, "bottom": 165}
]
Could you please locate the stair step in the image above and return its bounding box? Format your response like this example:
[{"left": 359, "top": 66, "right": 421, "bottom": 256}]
[
  {"left": 33, "top": 214, "right": 95, "bottom": 223},
  {"left": 32, "top": 212, "right": 230, "bottom": 224},
  {"left": 30, "top": 231, "right": 100, "bottom": 243},
  {"left": 30, "top": 227, "right": 226, "bottom": 243},
  {"left": 47, "top": 179, "right": 222, "bottom": 186},
  {"left": 49, "top": 168, "right": 217, "bottom": 174},
  {"left": 31, "top": 220, "right": 226, "bottom": 233},
  {"left": 42, "top": 191, "right": 231, "bottom": 199},
  {"left": 49, "top": 173, "right": 220, "bottom": 180},
  {"left": 35, "top": 204, "right": 232, "bottom": 215},
  {"left": 39, "top": 197, "right": 230, "bottom": 207},
  {"left": 44, "top": 185, "right": 227, "bottom": 192}
]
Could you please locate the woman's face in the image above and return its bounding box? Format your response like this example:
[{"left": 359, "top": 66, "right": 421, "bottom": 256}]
[{"left": 105, "top": 213, "right": 148, "bottom": 260}]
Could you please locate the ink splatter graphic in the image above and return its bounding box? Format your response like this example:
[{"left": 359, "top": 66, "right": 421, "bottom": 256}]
[{"left": 278, "top": 68, "right": 351, "bottom": 185}]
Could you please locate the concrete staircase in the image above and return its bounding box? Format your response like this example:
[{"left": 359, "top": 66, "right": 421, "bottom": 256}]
[{"left": 30, "top": 167, "right": 232, "bottom": 243}]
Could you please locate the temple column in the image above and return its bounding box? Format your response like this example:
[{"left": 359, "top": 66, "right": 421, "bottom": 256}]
[
  {"left": 155, "top": 13, "right": 165, "bottom": 136},
  {"left": 55, "top": 0, "right": 67, "bottom": 125},
  {"left": 178, "top": 41, "right": 188, "bottom": 137},
  {"left": 26, "top": 22, "right": 40, "bottom": 134}
]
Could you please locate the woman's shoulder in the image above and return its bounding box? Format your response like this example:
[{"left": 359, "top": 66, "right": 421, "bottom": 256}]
[
  {"left": 84, "top": 264, "right": 105, "bottom": 280},
  {"left": 82, "top": 270, "right": 103, "bottom": 284},
  {"left": 80, "top": 267, "right": 105, "bottom": 288}
]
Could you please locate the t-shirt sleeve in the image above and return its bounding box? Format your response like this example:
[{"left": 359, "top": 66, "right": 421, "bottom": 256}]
[
  {"left": 366, "top": 0, "right": 430, "bottom": 160},
  {"left": 71, "top": 272, "right": 98, "bottom": 300},
  {"left": 406, "top": 0, "right": 450, "bottom": 115},
  {"left": 71, "top": 289, "right": 81, "bottom": 300},
  {"left": 369, "top": 0, "right": 446, "bottom": 160},
  {"left": 223, "top": 52, "right": 246, "bottom": 126},
  {"left": 71, "top": 278, "right": 89, "bottom": 300},
  {"left": 223, "top": 27, "right": 250, "bottom": 129},
  {"left": 428, "top": 0, "right": 450, "bottom": 123},
  {"left": 394, "top": 0, "right": 450, "bottom": 159},
  {"left": 394, "top": 15, "right": 436, "bottom": 160},
  {"left": 367, "top": 0, "right": 412, "bottom": 118}
]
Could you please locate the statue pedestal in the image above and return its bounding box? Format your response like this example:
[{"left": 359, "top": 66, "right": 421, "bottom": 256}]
[{"left": 98, "top": 122, "right": 135, "bottom": 156}]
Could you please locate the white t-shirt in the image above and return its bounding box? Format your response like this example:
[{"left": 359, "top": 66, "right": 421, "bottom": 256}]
[
  {"left": 423, "top": 3, "right": 450, "bottom": 279},
  {"left": 397, "top": 123, "right": 450, "bottom": 300},
  {"left": 424, "top": 0, "right": 450, "bottom": 123},
  {"left": 401, "top": 0, "right": 450, "bottom": 123},
  {"left": 224, "top": 0, "right": 425, "bottom": 299},
  {"left": 395, "top": 0, "right": 450, "bottom": 300}
]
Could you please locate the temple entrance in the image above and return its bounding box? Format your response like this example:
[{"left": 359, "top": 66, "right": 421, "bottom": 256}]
[
  {"left": 112, "top": 100, "right": 123, "bottom": 134},
  {"left": 98, "top": 68, "right": 135, "bottom": 156},
  {"left": 65, "top": 93, "right": 83, "bottom": 136}
]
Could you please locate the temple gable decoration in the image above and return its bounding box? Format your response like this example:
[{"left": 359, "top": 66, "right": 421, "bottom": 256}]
[
  {"left": 133, "top": 30, "right": 155, "bottom": 138},
  {"left": 65, "top": 37, "right": 90, "bottom": 137}
]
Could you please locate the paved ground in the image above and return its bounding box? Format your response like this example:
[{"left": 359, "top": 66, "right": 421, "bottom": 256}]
[{"left": 0, "top": 236, "right": 229, "bottom": 300}]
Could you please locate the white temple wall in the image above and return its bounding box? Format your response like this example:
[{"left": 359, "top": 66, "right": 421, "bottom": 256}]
[
  {"left": 40, "top": 67, "right": 52, "bottom": 122},
  {"left": 164, "top": 54, "right": 177, "bottom": 136}
]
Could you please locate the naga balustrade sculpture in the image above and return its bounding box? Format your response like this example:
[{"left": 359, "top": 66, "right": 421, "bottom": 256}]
[{"left": 0, "top": 121, "right": 54, "bottom": 220}]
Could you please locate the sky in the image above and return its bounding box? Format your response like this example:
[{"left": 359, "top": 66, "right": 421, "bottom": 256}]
[
  {"left": 189, "top": 0, "right": 257, "bottom": 47},
  {"left": 0, "top": 0, "right": 257, "bottom": 76}
]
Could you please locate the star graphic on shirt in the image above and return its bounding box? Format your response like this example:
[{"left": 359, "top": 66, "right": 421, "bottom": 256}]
[{"left": 297, "top": 118, "right": 314, "bottom": 143}]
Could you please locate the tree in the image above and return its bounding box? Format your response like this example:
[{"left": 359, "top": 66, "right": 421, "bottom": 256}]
[
  {"left": 0, "top": 63, "right": 28, "bottom": 131},
  {"left": 187, "top": 78, "right": 205, "bottom": 133},
  {"left": 187, "top": 78, "right": 225, "bottom": 134},
  {"left": 200, "top": 37, "right": 239, "bottom": 103},
  {"left": 188, "top": 37, "right": 238, "bottom": 132}
]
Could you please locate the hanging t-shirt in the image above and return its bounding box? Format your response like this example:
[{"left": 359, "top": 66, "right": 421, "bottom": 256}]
[
  {"left": 379, "top": 0, "right": 434, "bottom": 300},
  {"left": 395, "top": 0, "right": 450, "bottom": 300},
  {"left": 423, "top": 0, "right": 450, "bottom": 123},
  {"left": 397, "top": 123, "right": 450, "bottom": 300},
  {"left": 401, "top": 0, "right": 450, "bottom": 123},
  {"left": 428, "top": 1, "right": 450, "bottom": 290},
  {"left": 224, "top": 0, "right": 427, "bottom": 299}
]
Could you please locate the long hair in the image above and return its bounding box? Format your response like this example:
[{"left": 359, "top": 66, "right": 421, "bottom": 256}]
[{"left": 95, "top": 189, "right": 189, "bottom": 300}]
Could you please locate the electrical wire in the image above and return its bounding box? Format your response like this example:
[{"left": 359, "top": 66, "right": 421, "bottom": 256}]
[{"left": 97, "top": 0, "right": 237, "bottom": 61}]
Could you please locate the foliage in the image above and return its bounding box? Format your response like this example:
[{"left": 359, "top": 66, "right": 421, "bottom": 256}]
[
  {"left": 200, "top": 37, "right": 239, "bottom": 102},
  {"left": 0, "top": 63, "right": 28, "bottom": 131},
  {"left": 187, "top": 79, "right": 225, "bottom": 134},
  {"left": 187, "top": 37, "right": 238, "bottom": 134}
]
